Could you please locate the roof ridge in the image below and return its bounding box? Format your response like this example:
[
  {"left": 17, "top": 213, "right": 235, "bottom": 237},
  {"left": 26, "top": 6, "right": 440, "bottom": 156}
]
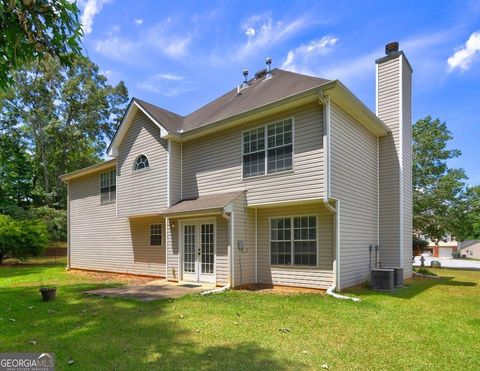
[{"left": 129, "top": 69, "right": 331, "bottom": 133}]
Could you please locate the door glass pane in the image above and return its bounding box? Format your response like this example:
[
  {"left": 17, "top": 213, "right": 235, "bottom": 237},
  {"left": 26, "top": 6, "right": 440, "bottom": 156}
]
[
  {"left": 201, "top": 223, "right": 214, "bottom": 274},
  {"left": 183, "top": 225, "right": 196, "bottom": 273}
]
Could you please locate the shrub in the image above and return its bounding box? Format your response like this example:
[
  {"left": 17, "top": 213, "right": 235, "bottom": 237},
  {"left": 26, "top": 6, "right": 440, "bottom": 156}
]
[{"left": 0, "top": 214, "right": 49, "bottom": 264}]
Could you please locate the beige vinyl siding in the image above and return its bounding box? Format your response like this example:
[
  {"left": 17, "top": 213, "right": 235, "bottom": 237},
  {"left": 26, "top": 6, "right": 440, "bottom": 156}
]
[
  {"left": 117, "top": 111, "right": 168, "bottom": 217},
  {"left": 256, "top": 203, "right": 334, "bottom": 289},
  {"left": 232, "top": 193, "right": 256, "bottom": 286},
  {"left": 181, "top": 103, "right": 324, "bottom": 205},
  {"left": 166, "top": 218, "right": 179, "bottom": 281},
  {"left": 69, "top": 170, "right": 166, "bottom": 276},
  {"left": 215, "top": 216, "right": 230, "bottom": 286},
  {"left": 169, "top": 140, "right": 182, "bottom": 206},
  {"left": 378, "top": 56, "right": 401, "bottom": 268},
  {"left": 166, "top": 215, "right": 230, "bottom": 286},
  {"left": 402, "top": 57, "right": 413, "bottom": 278},
  {"left": 330, "top": 102, "right": 378, "bottom": 289}
]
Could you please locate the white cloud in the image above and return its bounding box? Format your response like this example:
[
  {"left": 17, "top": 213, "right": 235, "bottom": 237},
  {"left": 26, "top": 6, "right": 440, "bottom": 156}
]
[
  {"left": 94, "top": 17, "right": 192, "bottom": 61},
  {"left": 237, "top": 13, "right": 310, "bottom": 59},
  {"left": 281, "top": 36, "right": 338, "bottom": 71},
  {"left": 144, "top": 19, "right": 192, "bottom": 59},
  {"left": 156, "top": 73, "right": 184, "bottom": 81},
  {"left": 279, "top": 30, "right": 455, "bottom": 90},
  {"left": 447, "top": 31, "right": 480, "bottom": 72},
  {"left": 134, "top": 18, "right": 144, "bottom": 26},
  {"left": 137, "top": 73, "right": 195, "bottom": 97},
  {"left": 95, "top": 37, "right": 141, "bottom": 62},
  {"left": 245, "top": 27, "right": 255, "bottom": 38},
  {"left": 80, "top": 0, "right": 111, "bottom": 35}
]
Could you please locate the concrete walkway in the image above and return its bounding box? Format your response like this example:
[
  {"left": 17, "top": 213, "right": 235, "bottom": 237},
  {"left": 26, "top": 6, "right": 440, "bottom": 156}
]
[
  {"left": 85, "top": 280, "right": 214, "bottom": 301},
  {"left": 413, "top": 256, "right": 480, "bottom": 270}
]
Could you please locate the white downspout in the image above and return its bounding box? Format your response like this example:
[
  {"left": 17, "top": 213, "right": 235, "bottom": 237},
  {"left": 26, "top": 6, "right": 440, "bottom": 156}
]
[
  {"left": 222, "top": 210, "right": 234, "bottom": 288},
  {"left": 231, "top": 210, "right": 235, "bottom": 288},
  {"left": 165, "top": 217, "right": 169, "bottom": 280},
  {"left": 66, "top": 180, "right": 71, "bottom": 270},
  {"left": 255, "top": 208, "right": 258, "bottom": 284},
  {"left": 201, "top": 285, "right": 230, "bottom": 295},
  {"left": 167, "top": 140, "right": 171, "bottom": 207}
]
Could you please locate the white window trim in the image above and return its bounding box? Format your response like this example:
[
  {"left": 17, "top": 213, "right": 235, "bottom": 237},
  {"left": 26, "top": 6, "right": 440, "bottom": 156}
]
[
  {"left": 268, "top": 214, "right": 319, "bottom": 268},
  {"left": 241, "top": 117, "right": 295, "bottom": 179},
  {"left": 99, "top": 169, "right": 116, "bottom": 205},
  {"left": 133, "top": 154, "right": 151, "bottom": 172},
  {"left": 150, "top": 223, "right": 163, "bottom": 247}
]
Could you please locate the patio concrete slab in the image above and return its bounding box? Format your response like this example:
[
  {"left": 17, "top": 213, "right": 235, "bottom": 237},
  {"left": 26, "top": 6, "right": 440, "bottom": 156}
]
[{"left": 85, "top": 280, "right": 213, "bottom": 301}]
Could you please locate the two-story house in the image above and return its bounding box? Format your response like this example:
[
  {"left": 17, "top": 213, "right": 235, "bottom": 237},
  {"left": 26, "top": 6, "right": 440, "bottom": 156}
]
[{"left": 61, "top": 42, "right": 412, "bottom": 291}]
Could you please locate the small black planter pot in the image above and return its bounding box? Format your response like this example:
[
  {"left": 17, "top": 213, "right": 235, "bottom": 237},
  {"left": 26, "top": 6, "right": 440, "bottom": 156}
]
[{"left": 40, "top": 287, "right": 57, "bottom": 301}]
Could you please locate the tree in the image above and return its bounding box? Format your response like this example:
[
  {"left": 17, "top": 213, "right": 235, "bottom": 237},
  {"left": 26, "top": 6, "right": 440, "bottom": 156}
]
[
  {"left": 0, "top": 129, "right": 33, "bottom": 209},
  {"left": 0, "top": 0, "right": 82, "bottom": 90},
  {"left": 413, "top": 116, "right": 467, "bottom": 241},
  {"left": 413, "top": 236, "right": 428, "bottom": 255},
  {"left": 448, "top": 186, "right": 480, "bottom": 241},
  {"left": 0, "top": 55, "right": 129, "bottom": 207},
  {"left": 0, "top": 214, "right": 49, "bottom": 264}
]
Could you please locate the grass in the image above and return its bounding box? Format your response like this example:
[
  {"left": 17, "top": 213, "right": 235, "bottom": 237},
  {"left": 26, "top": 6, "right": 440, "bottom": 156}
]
[{"left": 1, "top": 260, "right": 479, "bottom": 370}]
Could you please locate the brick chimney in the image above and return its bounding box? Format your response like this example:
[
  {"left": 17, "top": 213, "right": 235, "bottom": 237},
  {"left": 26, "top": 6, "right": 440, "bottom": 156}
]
[{"left": 376, "top": 42, "right": 413, "bottom": 278}]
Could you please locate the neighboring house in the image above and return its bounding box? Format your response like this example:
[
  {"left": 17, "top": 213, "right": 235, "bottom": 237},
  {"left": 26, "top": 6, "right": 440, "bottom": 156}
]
[
  {"left": 429, "top": 237, "right": 458, "bottom": 258},
  {"left": 61, "top": 42, "right": 412, "bottom": 291},
  {"left": 460, "top": 240, "right": 480, "bottom": 259}
]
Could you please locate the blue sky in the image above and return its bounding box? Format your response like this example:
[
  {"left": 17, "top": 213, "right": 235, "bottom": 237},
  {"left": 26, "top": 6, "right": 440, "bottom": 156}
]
[{"left": 78, "top": 0, "right": 480, "bottom": 185}]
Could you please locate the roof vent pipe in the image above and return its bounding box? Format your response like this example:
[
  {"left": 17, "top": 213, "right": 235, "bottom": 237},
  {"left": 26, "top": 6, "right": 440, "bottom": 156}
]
[
  {"left": 242, "top": 69, "right": 249, "bottom": 85},
  {"left": 265, "top": 57, "right": 272, "bottom": 79},
  {"left": 237, "top": 69, "right": 249, "bottom": 94},
  {"left": 385, "top": 41, "right": 399, "bottom": 55}
]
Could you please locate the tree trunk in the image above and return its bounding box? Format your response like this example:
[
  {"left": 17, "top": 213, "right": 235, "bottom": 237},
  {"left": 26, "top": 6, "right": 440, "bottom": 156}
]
[{"left": 41, "top": 148, "right": 50, "bottom": 197}]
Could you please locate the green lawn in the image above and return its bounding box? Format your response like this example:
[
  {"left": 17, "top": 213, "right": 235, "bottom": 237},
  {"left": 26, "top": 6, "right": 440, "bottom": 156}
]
[{"left": 1, "top": 261, "right": 479, "bottom": 370}]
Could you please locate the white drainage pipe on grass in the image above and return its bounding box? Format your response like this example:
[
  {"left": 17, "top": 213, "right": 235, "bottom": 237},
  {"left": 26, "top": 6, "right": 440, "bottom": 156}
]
[
  {"left": 201, "top": 285, "right": 230, "bottom": 296},
  {"left": 413, "top": 271, "right": 439, "bottom": 279},
  {"left": 327, "top": 285, "right": 361, "bottom": 302}
]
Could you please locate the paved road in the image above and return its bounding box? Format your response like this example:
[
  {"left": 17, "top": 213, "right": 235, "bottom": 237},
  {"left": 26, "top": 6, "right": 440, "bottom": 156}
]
[{"left": 413, "top": 256, "right": 480, "bottom": 270}]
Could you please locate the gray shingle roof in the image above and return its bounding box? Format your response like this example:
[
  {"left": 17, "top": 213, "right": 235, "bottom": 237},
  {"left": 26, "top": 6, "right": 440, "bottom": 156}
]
[
  {"left": 133, "top": 98, "right": 184, "bottom": 132},
  {"left": 163, "top": 191, "right": 244, "bottom": 215},
  {"left": 134, "top": 69, "right": 330, "bottom": 133}
]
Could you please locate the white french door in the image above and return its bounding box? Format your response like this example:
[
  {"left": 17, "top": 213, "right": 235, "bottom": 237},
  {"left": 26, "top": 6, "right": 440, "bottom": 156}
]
[{"left": 181, "top": 219, "right": 215, "bottom": 283}]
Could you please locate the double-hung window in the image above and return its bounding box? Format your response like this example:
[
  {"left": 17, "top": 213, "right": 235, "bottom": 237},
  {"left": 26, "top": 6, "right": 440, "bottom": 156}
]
[
  {"left": 100, "top": 170, "right": 116, "bottom": 204},
  {"left": 242, "top": 118, "right": 293, "bottom": 178},
  {"left": 270, "top": 216, "right": 317, "bottom": 266},
  {"left": 150, "top": 224, "right": 162, "bottom": 246}
]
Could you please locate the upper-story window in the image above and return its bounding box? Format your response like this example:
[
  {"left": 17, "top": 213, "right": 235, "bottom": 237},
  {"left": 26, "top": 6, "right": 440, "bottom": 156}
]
[
  {"left": 134, "top": 155, "right": 149, "bottom": 171},
  {"left": 100, "top": 170, "right": 116, "bottom": 204},
  {"left": 242, "top": 118, "right": 293, "bottom": 178}
]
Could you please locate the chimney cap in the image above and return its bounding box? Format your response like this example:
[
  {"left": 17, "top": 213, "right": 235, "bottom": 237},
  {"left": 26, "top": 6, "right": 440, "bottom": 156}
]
[{"left": 385, "top": 41, "right": 399, "bottom": 55}]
